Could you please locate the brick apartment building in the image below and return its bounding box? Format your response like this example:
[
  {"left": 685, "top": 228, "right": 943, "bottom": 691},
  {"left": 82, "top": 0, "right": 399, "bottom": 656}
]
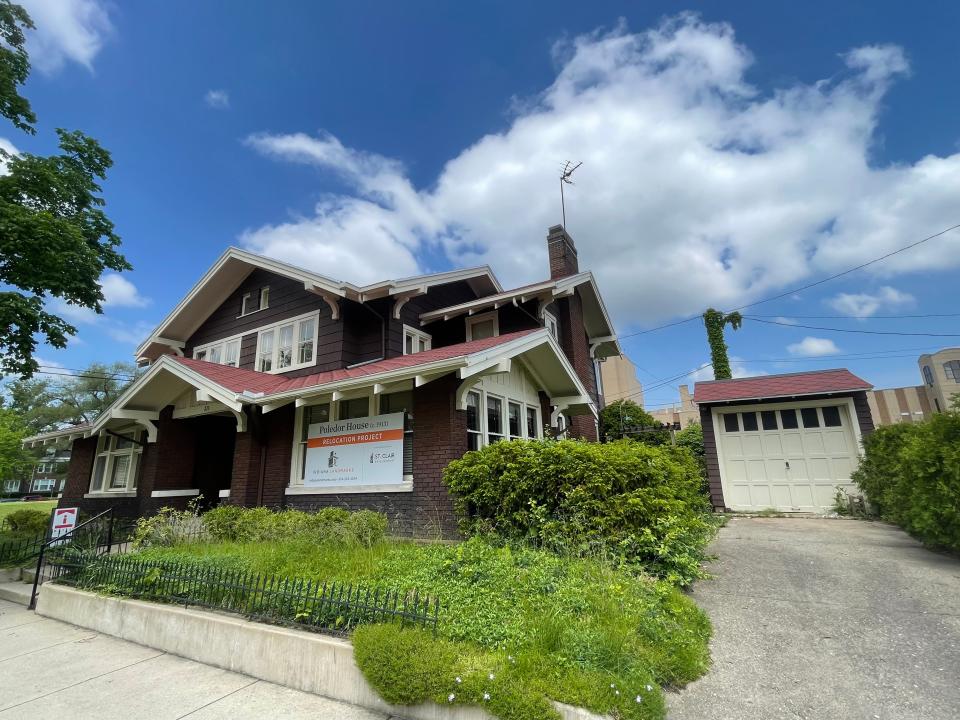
[{"left": 24, "top": 226, "right": 619, "bottom": 535}]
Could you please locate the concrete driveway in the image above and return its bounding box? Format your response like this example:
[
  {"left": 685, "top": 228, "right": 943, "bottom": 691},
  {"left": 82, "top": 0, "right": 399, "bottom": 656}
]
[{"left": 668, "top": 518, "right": 960, "bottom": 720}]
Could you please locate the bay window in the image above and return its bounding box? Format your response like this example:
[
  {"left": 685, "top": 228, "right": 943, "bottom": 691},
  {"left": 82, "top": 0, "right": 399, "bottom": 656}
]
[
  {"left": 466, "top": 391, "right": 482, "bottom": 450},
  {"left": 487, "top": 396, "right": 504, "bottom": 444},
  {"left": 508, "top": 402, "right": 522, "bottom": 440},
  {"left": 90, "top": 430, "right": 143, "bottom": 493}
]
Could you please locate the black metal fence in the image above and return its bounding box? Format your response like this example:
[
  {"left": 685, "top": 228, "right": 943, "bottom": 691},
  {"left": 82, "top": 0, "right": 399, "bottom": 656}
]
[
  {"left": 0, "top": 533, "right": 47, "bottom": 568},
  {"left": 65, "top": 555, "right": 439, "bottom": 636}
]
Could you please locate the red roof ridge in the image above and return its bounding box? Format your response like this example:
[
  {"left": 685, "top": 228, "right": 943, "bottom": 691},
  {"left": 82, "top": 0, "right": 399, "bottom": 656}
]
[{"left": 693, "top": 368, "right": 872, "bottom": 404}]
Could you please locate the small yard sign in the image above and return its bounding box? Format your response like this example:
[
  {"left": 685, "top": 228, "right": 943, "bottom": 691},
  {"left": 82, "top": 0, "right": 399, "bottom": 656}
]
[
  {"left": 51, "top": 507, "right": 79, "bottom": 539},
  {"left": 304, "top": 412, "right": 405, "bottom": 488}
]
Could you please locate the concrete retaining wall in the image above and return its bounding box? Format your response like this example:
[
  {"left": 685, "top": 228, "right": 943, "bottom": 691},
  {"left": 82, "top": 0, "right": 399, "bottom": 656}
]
[{"left": 36, "top": 584, "right": 605, "bottom": 720}]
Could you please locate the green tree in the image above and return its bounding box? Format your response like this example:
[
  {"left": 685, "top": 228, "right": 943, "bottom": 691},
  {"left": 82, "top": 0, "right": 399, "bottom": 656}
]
[
  {"left": 702, "top": 308, "right": 742, "bottom": 380},
  {"left": 4, "top": 362, "right": 138, "bottom": 430},
  {"left": 0, "top": 1, "right": 130, "bottom": 378},
  {"left": 599, "top": 399, "right": 668, "bottom": 443},
  {"left": 0, "top": 407, "right": 31, "bottom": 482}
]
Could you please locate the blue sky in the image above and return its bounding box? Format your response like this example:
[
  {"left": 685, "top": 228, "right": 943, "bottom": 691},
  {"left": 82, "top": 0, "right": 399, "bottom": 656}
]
[{"left": 8, "top": 1, "right": 960, "bottom": 409}]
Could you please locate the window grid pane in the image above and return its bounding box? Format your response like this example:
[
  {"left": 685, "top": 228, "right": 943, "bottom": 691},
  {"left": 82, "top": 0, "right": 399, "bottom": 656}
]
[
  {"left": 508, "top": 402, "right": 522, "bottom": 438},
  {"left": 258, "top": 331, "right": 274, "bottom": 372},
  {"left": 760, "top": 410, "right": 778, "bottom": 430},
  {"left": 822, "top": 406, "right": 842, "bottom": 427},
  {"left": 780, "top": 409, "right": 799, "bottom": 429},
  {"left": 486, "top": 396, "right": 503, "bottom": 443},
  {"left": 277, "top": 324, "right": 294, "bottom": 369},
  {"left": 526, "top": 407, "right": 538, "bottom": 438},
  {"left": 741, "top": 412, "right": 758, "bottom": 432},
  {"left": 800, "top": 407, "right": 820, "bottom": 428},
  {"left": 723, "top": 413, "right": 739, "bottom": 432}
]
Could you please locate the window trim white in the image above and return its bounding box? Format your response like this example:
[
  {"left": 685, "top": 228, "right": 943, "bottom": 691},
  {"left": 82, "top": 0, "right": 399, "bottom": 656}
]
[
  {"left": 464, "top": 386, "right": 541, "bottom": 450},
  {"left": 543, "top": 310, "right": 559, "bottom": 341},
  {"left": 193, "top": 333, "right": 244, "bottom": 367},
  {"left": 466, "top": 310, "right": 499, "bottom": 342},
  {"left": 254, "top": 310, "right": 320, "bottom": 374},
  {"left": 402, "top": 325, "right": 432, "bottom": 355},
  {"left": 287, "top": 388, "right": 416, "bottom": 491},
  {"left": 260, "top": 286, "right": 270, "bottom": 311},
  {"left": 89, "top": 429, "right": 144, "bottom": 494}
]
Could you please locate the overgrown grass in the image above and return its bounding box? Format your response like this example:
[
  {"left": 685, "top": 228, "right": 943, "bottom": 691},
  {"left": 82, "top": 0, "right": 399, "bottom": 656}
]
[{"left": 132, "top": 537, "right": 711, "bottom": 719}]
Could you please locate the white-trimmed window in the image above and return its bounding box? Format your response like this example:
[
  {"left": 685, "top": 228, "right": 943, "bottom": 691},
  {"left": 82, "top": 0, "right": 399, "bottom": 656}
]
[
  {"left": 466, "top": 311, "right": 499, "bottom": 341},
  {"left": 32, "top": 478, "right": 55, "bottom": 492},
  {"left": 508, "top": 402, "right": 523, "bottom": 440},
  {"left": 526, "top": 406, "right": 539, "bottom": 438},
  {"left": 256, "top": 312, "right": 319, "bottom": 373},
  {"left": 465, "top": 388, "right": 540, "bottom": 450},
  {"left": 90, "top": 430, "right": 143, "bottom": 493},
  {"left": 403, "top": 325, "right": 432, "bottom": 355},
  {"left": 240, "top": 286, "right": 270, "bottom": 317},
  {"left": 543, "top": 310, "right": 559, "bottom": 341},
  {"left": 289, "top": 391, "right": 414, "bottom": 486},
  {"left": 194, "top": 337, "right": 241, "bottom": 367}
]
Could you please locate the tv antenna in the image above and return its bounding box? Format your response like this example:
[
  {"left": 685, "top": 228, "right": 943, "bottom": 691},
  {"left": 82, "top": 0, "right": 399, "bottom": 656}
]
[{"left": 559, "top": 160, "right": 582, "bottom": 228}]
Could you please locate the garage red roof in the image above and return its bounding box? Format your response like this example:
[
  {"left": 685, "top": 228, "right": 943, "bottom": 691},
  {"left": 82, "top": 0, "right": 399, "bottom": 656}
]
[
  {"left": 693, "top": 368, "right": 872, "bottom": 404},
  {"left": 171, "top": 329, "right": 538, "bottom": 397}
]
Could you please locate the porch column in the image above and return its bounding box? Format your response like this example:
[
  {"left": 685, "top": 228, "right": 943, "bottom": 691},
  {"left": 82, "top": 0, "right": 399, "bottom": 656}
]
[{"left": 141, "top": 406, "right": 198, "bottom": 513}]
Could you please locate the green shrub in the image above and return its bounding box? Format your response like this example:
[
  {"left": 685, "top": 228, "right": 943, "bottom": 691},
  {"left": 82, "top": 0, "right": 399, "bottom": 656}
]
[
  {"left": 3, "top": 508, "right": 50, "bottom": 535},
  {"left": 853, "top": 412, "right": 960, "bottom": 551},
  {"left": 443, "top": 439, "right": 715, "bottom": 585},
  {"left": 133, "top": 502, "right": 206, "bottom": 548},
  {"left": 199, "top": 505, "right": 387, "bottom": 547}
]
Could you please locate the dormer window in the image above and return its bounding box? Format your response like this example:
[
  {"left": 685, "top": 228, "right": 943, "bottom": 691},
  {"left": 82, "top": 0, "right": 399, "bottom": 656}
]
[
  {"left": 466, "top": 311, "right": 498, "bottom": 341},
  {"left": 403, "top": 325, "right": 432, "bottom": 355},
  {"left": 260, "top": 286, "right": 270, "bottom": 310},
  {"left": 241, "top": 292, "right": 253, "bottom": 316}
]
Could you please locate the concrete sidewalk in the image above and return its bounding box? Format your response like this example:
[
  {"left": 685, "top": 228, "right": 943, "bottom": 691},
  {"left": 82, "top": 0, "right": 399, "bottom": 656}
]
[
  {"left": 668, "top": 518, "right": 960, "bottom": 720},
  {"left": 0, "top": 598, "right": 390, "bottom": 719}
]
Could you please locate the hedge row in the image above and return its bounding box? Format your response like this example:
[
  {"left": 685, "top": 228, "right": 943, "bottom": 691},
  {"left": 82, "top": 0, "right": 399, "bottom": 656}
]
[{"left": 853, "top": 410, "right": 960, "bottom": 551}]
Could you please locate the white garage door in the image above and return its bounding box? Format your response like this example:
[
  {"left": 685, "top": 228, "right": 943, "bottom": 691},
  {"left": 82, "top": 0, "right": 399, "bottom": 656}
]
[{"left": 715, "top": 402, "right": 860, "bottom": 512}]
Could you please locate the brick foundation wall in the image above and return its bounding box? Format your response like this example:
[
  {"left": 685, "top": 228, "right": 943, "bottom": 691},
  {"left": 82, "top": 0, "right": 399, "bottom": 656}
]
[{"left": 285, "top": 373, "right": 466, "bottom": 538}]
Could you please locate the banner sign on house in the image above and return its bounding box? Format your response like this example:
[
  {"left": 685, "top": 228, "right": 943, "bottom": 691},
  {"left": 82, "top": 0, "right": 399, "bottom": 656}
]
[{"left": 304, "top": 412, "right": 405, "bottom": 487}]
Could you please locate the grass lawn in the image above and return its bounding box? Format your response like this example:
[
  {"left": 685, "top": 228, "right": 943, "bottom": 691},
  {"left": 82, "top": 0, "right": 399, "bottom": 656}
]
[
  {"left": 124, "top": 537, "right": 711, "bottom": 720},
  {"left": 0, "top": 500, "right": 56, "bottom": 523}
]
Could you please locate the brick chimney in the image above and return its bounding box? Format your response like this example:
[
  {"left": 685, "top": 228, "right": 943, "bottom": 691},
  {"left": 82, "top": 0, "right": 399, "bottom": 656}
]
[{"left": 547, "top": 225, "right": 579, "bottom": 279}]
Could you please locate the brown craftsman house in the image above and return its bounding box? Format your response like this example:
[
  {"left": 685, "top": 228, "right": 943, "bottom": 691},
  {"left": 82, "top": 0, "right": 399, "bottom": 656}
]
[{"left": 25, "top": 226, "right": 619, "bottom": 534}]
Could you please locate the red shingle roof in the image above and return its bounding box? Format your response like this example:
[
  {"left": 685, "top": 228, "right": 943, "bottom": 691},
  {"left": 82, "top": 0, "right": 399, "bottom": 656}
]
[
  {"left": 171, "top": 329, "right": 538, "bottom": 397},
  {"left": 693, "top": 368, "right": 872, "bottom": 404}
]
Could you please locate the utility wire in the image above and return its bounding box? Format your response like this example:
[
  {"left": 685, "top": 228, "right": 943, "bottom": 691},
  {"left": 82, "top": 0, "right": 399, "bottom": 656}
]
[
  {"left": 746, "top": 313, "right": 960, "bottom": 320},
  {"left": 744, "top": 317, "right": 960, "bottom": 337},
  {"left": 615, "top": 222, "right": 960, "bottom": 339}
]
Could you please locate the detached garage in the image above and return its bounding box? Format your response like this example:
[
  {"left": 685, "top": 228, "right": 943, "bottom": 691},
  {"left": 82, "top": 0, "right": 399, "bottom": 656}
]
[{"left": 693, "top": 369, "right": 875, "bottom": 513}]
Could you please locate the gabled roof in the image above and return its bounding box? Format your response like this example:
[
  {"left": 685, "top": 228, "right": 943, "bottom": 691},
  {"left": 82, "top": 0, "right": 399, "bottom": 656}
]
[
  {"left": 693, "top": 369, "right": 873, "bottom": 405},
  {"left": 22, "top": 425, "right": 92, "bottom": 448},
  {"left": 75, "top": 329, "right": 595, "bottom": 445},
  {"left": 135, "top": 247, "right": 502, "bottom": 362},
  {"left": 419, "top": 271, "right": 620, "bottom": 358}
]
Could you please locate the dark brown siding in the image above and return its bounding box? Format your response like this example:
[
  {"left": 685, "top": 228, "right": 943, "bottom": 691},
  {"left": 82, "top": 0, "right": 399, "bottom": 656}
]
[
  {"left": 185, "top": 269, "right": 344, "bottom": 376},
  {"left": 699, "top": 404, "right": 724, "bottom": 510},
  {"left": 341, "top": 299, "right": 385, "bottom": 366},
  {"left": 852, "top": 391, "right": 875, "bottom": 437},
  {"left": 392, "top": 281, "right": 480, "bottom": 357}
]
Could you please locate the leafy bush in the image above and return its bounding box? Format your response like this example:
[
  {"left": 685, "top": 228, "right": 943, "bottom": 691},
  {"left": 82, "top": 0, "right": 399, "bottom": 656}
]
[
  {"left": 200, "top": 505, "right": 386, "bottom": 547},
  {"left": 853, "top": 412, "right": 960, "bottom": 551},
  {"left": 599, "top": 400, "right": 668, "bottom": 444},
  {"left": 3, "top": 508, "right": 49, "bottom": 535},
  {"left": 675, "top": 423, "right": 704, "bottom": 465},
  {"left": 443, "top": 439, "right": 715, "bottom": 585},
  {"left": 132, "top": 501, "right": 206, "bottom": 548}
]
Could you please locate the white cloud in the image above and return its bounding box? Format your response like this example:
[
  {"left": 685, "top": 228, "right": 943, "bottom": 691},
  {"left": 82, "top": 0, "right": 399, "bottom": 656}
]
[
  {"left": 787, "top": 336, "right": 842, "bottom": 357},
  {"left": 773, "top": 316, "right": 799, "bottom": 325},
  {"left": 826, "top": 286, "right": 914, "bottom": 318},
  {"left": 104, "top": 320, "right": 154, "bottom": 346},
  {"left": 21, "top": 0, "right": 112, "bottom": 73},
  {"left": 0, "top": 137, "right": 18, "bottom": 174},
  {"left": 244, "top": 15, "right": 960, "bottom": 328},
  {"left": 204, "top": 89, "right": 230, "bottom": 109},
  {"left": 100, "top": 274, "right": 150, "bottom": 308}
]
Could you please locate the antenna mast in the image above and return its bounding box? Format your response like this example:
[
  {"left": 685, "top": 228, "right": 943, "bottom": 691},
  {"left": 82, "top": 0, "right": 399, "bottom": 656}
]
[{"left": 560, "top": 160, "right": 582, "bottom": 228}]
